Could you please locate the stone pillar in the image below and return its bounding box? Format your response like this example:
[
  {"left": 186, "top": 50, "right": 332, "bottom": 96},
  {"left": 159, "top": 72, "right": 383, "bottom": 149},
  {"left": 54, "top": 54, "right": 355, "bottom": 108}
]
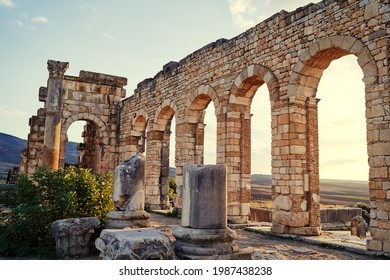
[
  {"left": 306, "top": 97, "right": 321, "bottom": 228},
  {"left": 271, "top": 96, "right": 320, "bottom": 236},
  {"left": 195, "top": 122, "right": 205, "bottom": 164},
  {"left": 225, "top": 110, "right": 250, "bottom": 224},
  {"left": 366, "top": 84, "right": 390, "bottom": 253},
  {"left": 160, "top": 128, "right": 172, "bottom": 208},
  {"left": 42, "top": 60, "right": 69, "bottom": 170},
  {"left": 173, "top": 122, "right": 197, "bottom": 210},
  {"left": 173, "top": 164, "right": 246, "bottom": 259},
  {"left": 145, "top": 129, "right": 170, "bottom": 210}
]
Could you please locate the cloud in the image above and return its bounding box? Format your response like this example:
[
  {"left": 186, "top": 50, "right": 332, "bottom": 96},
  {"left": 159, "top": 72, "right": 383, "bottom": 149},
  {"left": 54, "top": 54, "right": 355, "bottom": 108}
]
[
  {"left": 227, "top": 0, "right": 257, "bottom": 29},
  {"left": 102, "top": 33, "right": 116, "bottom": 41},
  {"left": 0, "top": 0, "right": 14, "bottom": 8},
  {"left": 0, "top": 107, "right": 28, "bottom": 117},
  {"left": 32, "top": 16, "right": 49, "bottom": 23},
  {"left": 14, "top": 19, "right": 23, "bottom": 27}
]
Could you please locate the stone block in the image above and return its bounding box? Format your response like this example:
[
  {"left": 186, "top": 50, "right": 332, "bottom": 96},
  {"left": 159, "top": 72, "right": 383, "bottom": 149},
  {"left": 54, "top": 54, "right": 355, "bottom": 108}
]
[
  {"left": 367, "top": 239, "right": 383, "bottom": 251},
  {"left": 273, "top": 210, "right": 309, "bottom": 227},
  {"left": 271, "top": 224, "right": 289, "bottom": 234},
  {"left": 51, "top": 217, "right": 100, "bottom": 258},
  {"left": 95, "top": 228, "right": 175, "bottom": 260},
  {"left": 288, "top": 226, "right": 321, "bottom": 236},
  {"left": 350, "top": 216, "right": 368, "bottom": 239},
  {"left": 273, "top": 195, "right": 292, "bottom": 211}
]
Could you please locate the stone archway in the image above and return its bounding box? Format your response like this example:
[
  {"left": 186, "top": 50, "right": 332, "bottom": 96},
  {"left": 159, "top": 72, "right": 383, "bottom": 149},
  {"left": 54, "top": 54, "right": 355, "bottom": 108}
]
[
  {"left": 132, "top": 110, "right": 149, "bottom": 154},
  {"left": 174, "top": 85, "right": 221, "bottom": 208},
  {"left": 144, "top": 100, "right": 177, "bottom": 210},
  {"left": 61, "top": 113, "right": 109, "bottom": 173},
  {"left": 271, "top": 35, "right": 389, "bottom": 246},
  {"left": 227, "top": 65, "right": 280, "bottom": 224}
]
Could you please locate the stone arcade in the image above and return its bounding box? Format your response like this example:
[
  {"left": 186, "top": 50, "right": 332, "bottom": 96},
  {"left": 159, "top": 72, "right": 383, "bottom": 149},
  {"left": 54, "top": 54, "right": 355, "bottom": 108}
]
[{"left": 22, "top": 0, "right": 389, "bottom": 253}]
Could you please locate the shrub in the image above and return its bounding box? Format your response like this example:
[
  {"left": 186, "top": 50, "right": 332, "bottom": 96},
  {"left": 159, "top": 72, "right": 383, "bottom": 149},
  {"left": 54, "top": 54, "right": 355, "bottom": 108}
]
[
  {"left": 0, "top": 166, "right": 114, "bottom": 258},
  {"left": 168, "top": 177, "right": 177, "bottom": 199},
  {"left": 355, "top": 202, "right": 371, "bottom": 213}
]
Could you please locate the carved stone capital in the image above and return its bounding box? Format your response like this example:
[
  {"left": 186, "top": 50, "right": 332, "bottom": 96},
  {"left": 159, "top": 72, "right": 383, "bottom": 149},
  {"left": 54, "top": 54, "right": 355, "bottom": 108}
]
[{"left": 47, "top": 60, "right": 69, "bottom": 78}]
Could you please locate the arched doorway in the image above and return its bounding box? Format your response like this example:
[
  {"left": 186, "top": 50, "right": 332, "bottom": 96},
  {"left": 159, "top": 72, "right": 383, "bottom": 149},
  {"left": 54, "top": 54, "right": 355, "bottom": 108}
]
[
  {"left": 228, "top": 65, "right": 279, "bottom": 223},
  {"left": 275, "top": 35, "right": 388, "bottom": 247}
]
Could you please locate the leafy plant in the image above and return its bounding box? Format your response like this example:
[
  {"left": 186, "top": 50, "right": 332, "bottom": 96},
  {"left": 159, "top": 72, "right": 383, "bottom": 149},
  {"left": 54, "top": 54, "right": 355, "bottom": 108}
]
[
  {"left": 355, "top": 202, "right": 371, "bottom": 213},
  {"left": 168, "top": 177, "right": 177, "bottom": 199},
  {"left": 0, "top": 167, "right": 114, "bottom": 258}
]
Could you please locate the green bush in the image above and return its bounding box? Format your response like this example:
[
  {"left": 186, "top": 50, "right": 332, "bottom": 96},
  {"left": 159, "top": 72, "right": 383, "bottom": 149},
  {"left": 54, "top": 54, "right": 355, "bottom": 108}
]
[
  {"left": 0, "top": 167, "right": 114, "bottom": 258},
  {"left": 168, "top": 177, "right": 177, "bottom": 199},
  {"left": 355, "top": 202, "right": 371, "bottom": 212}
]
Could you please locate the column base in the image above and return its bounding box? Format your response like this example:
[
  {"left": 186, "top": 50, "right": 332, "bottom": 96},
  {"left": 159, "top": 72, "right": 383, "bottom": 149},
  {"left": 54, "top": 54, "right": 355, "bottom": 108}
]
[
  {"left": 173, "top": 227, "right": 249, "bottom": 259},
  {"left": 105, "top": 210, "right": 150, "bottom": 229}
]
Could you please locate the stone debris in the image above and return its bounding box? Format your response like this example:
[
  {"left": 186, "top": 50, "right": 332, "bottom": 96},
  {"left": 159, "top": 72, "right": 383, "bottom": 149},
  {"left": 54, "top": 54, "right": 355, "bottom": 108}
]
[
  {"left": 95, "top": 228, "right": 175, "bottom": 260},
  {"left": 351, "top": 216, "right": 368, "bottom": 239},
  {"left": 51, "top": 217, "right": 100, "bottom": 258}
]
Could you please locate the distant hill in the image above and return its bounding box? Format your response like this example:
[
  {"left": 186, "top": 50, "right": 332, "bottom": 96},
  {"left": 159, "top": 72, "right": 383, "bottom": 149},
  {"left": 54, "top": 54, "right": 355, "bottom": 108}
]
[
  {"left": 0, "top": 132, "right": 79, "bottom": 171},
  {"left": 0, "top": 133, "right": 26, "bottom": 165}
]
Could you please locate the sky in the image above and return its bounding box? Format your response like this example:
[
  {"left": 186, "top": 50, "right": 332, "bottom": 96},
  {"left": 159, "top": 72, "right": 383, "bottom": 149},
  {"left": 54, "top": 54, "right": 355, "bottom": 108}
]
[{"left": 0, "top": 0, "right": 368, "bottom": 180}]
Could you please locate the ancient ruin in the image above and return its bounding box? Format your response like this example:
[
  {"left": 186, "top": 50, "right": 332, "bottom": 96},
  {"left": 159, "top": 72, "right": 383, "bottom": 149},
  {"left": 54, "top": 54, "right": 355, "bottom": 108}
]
[
  {"left": 51, "top": 217, "right": 100, "bottom": 258},
  {"left": 105, "top": 153, "right": 151, "bottom": 229},
  {"left": 21, "top": 0, "right": 389, "bottom": 253},
  {"left": 173, "top": 164, "right": 246, "bottom": 259},
  {"left": 95, "top": 228, "right": 175, "bottom": 260}
]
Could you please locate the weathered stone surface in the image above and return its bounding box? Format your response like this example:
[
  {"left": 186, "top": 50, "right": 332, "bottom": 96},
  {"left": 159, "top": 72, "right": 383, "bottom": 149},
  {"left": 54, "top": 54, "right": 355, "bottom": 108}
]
[
  {"left": 105, "top": 210, "right": 150, "bottom": 229},
  {"left": 273, "top": 211, "right": 309, "bottom": 227},
  {"left": 113, "top": 153, "right": 145, "bottom": 211},
  {"left": 95, "top": 228, "right": 175, "bottom": 260},
  {"left": 173, "top": 227, "right": 240, "bottom": 259},
  {"left": 174, "top": 164, "right": 246, "bottom": 259},
  {"left": 51, "top": 217, "right": 100, "bottom": 258},
  {"left": 181, "top": 164, "right": 227, "bottom": 229},
  {"left": 350, "top": 216, "right": 367, "bottom": 239}
]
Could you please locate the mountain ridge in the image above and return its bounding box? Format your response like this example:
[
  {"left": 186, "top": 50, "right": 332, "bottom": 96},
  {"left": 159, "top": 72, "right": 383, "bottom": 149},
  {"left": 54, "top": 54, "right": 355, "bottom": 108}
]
[{"left": 0, "top": 132, "right": 79, "bottom": 171}]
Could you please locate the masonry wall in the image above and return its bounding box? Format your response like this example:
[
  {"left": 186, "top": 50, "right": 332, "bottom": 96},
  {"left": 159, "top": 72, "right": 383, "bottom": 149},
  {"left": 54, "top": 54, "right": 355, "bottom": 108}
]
[
  {"left": 22, "top": 0, "right": 389, "bottom": 253},
  {"left": 118, "top": 0, "right": 389, "bottom": 251}
]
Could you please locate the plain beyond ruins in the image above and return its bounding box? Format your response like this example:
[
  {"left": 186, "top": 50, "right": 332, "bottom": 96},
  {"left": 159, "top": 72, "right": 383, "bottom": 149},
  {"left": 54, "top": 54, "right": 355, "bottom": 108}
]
[{"left": 20, "top": 0, "right": 389, "bottom": 254}]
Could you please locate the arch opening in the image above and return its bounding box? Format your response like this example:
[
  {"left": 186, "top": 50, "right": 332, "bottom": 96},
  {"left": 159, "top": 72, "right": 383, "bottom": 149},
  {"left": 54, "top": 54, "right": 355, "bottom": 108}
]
[
  {"left": 317, "top": 55, "right": 369, "bottom": 207},
  {"left": 279, "top": 36, "right": 379, "bottom": 236}
]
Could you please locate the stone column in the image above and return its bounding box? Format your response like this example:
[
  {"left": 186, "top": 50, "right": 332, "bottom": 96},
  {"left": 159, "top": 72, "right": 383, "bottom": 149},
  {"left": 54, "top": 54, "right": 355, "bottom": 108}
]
[
  {"left": 173, "top": 164, "right": 245, "bottom": 259},
  {"left": 366, "top": 85, "right": 390, "bottom": 253},
  {"left": 306, "top": 97, "right": 321, "bottom": 228},
  {"left": 271, "top": 96, "right": 320, "bottom": 236},
  {"left": 145, "top": 130, "right": 167, "bottom": 210},
  {"left": 42, "top": 60, "right": 69, "bottom": 170}
]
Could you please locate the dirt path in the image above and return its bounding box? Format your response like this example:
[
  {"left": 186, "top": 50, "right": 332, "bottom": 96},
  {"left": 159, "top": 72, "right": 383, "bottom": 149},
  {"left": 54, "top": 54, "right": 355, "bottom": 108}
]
[{"left": 149, "top": 213, "right": 381, "bottom": 260}]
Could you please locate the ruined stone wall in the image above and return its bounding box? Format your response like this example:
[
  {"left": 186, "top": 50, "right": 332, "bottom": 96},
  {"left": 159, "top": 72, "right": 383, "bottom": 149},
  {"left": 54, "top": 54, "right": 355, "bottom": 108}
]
[
  {"left": 119, "top": 0, "right": 389, "bottom": 251},
  {"left": 22, "top": 0, "right": 389, "bottom": 253},
  {"left": 23, "top": 65, "right": 127, "bottom": 175},
  {"left": 59, "top": 71, "right": 127, "bottom": 174}
]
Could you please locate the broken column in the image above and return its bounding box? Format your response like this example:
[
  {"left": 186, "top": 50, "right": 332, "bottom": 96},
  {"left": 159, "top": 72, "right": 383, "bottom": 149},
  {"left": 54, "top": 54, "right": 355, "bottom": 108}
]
[
  {"left": 42, "top": 60, "right": 69, "bottom": 170},
  {"left": 173, "top": 164, "right": 247, "bottom": 259},
  {"left": 105, "top": 153, "right": 150, "bottom": 228},
  {"left": 51, "top": 217, "right": 100, "bottom": 258},
  {"left": 351, "top": 216, "right": 368, "bottom": 239},
  {"left": 95, "top": 228, "right": 176, "bottom": 260}
]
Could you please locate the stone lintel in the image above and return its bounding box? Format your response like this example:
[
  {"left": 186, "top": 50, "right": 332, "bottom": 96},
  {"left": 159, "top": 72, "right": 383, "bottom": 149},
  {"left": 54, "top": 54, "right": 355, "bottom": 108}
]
[{"left": 79, "top": 70, "right": 127, "bottom": 87}]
